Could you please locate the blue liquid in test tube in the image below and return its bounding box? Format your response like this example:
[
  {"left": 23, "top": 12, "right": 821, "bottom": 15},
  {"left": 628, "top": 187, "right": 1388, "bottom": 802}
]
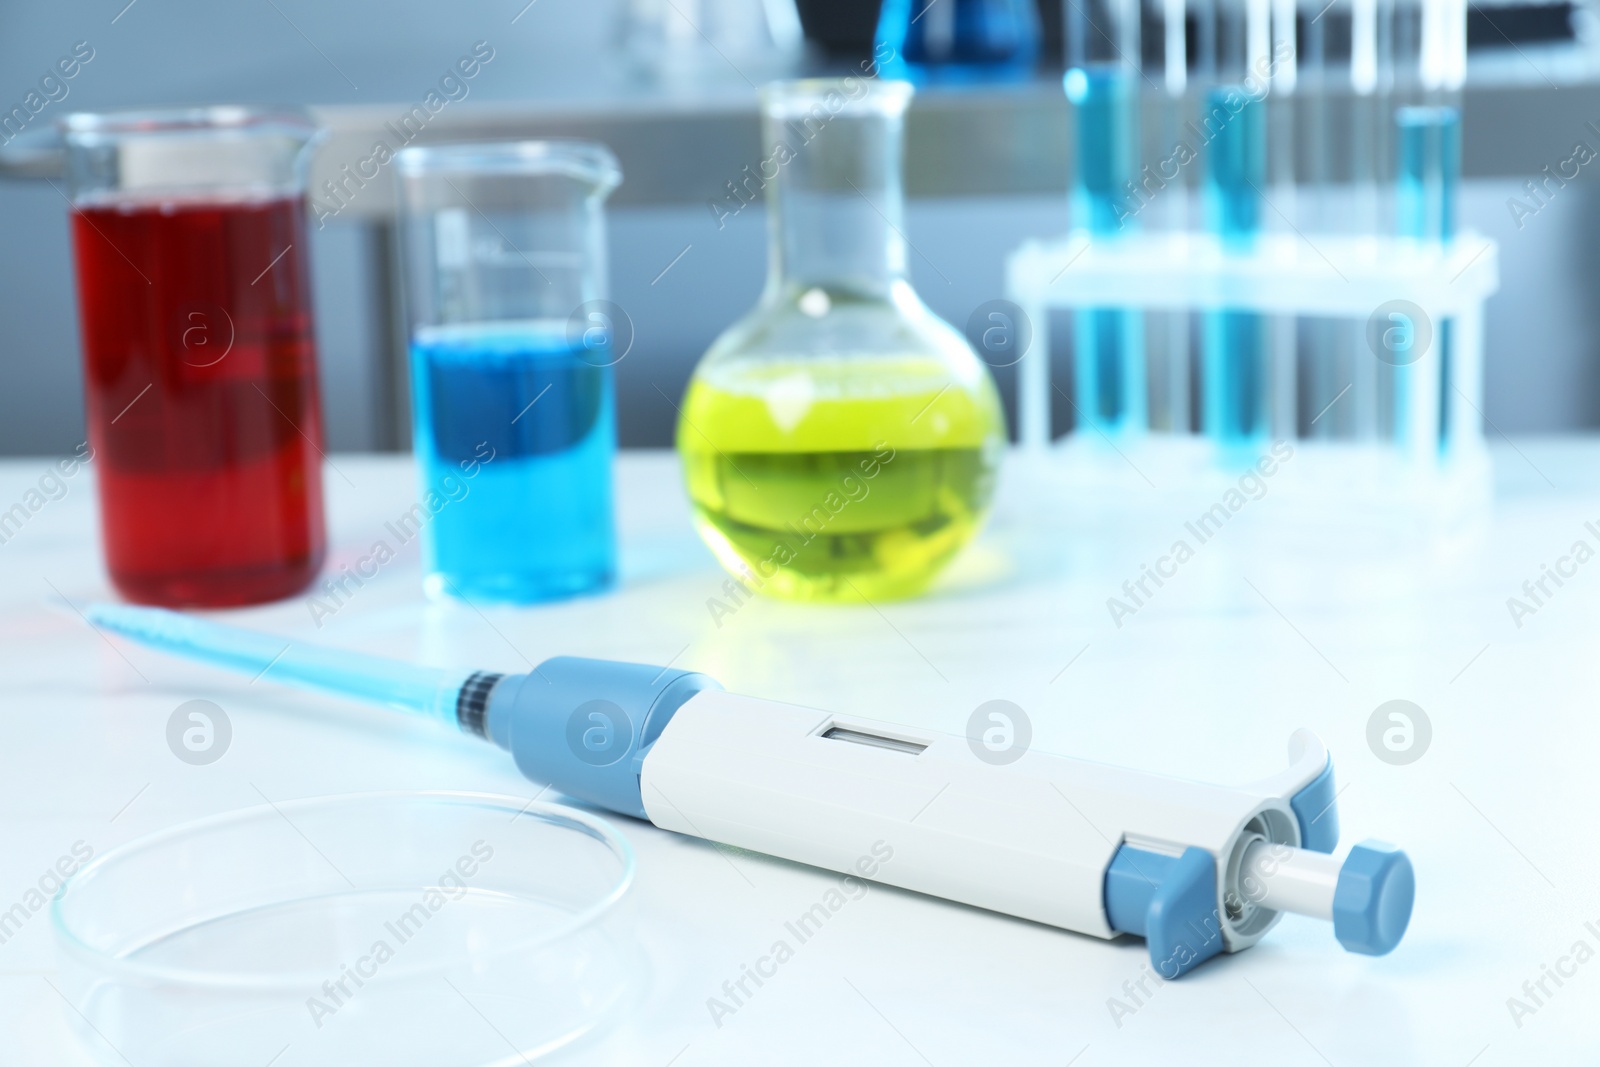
[
  {"left": 1397, "top": 107, "right": 1459, "bottom": 242},
  {"left": 1203, "top": 87, "right": 1268, "bottom": 446},
  {"left": 411, "top": 321, "right": 616, "bottom": 603},
  {"left": 1067, "top": 67, "right": 1146, "bottom": 433},
  {"left": 1396, "top": 105, "right": 1460, "bottom": 449}
]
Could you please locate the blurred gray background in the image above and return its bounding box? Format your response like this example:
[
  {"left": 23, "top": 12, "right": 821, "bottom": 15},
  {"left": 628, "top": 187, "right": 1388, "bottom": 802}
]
[{"left": 2, "top": 0, "right": 1597, "bottom": 454}]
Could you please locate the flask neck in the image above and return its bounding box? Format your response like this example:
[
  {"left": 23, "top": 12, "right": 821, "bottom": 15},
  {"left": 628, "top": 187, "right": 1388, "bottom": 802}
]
[{"left": 761, "top": 85, "right": 911, "bottom": 299}]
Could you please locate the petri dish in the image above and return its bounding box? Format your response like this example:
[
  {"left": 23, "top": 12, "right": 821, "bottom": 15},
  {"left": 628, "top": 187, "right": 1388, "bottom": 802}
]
[{"left": 51, "top": 791, "right": 639, "bottom": 1067}]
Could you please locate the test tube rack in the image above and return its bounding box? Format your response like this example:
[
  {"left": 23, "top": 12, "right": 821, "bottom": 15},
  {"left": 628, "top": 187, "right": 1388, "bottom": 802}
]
[
  {"left": 1005, "top": 229, "right": 1499, "bottom": 536},
  {"left": 1009, "top": 229, "right": 1497, "bottom": 454}
]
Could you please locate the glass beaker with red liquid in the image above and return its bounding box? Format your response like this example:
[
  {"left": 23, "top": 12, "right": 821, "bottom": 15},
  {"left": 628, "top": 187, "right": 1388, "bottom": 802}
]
[{"left": 63, "top": 108, "right": 327, "bottom": 606}]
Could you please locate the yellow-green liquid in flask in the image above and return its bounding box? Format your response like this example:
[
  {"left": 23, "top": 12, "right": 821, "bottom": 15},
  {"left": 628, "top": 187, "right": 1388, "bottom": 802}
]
[{"left": 679, "top": 356, "right": 1005, "bottom": 601}]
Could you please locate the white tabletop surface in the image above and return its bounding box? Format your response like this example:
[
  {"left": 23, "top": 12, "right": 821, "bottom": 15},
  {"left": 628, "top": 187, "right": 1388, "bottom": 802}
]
[{"left": 2, "top": 443, "right": 1597, "bottom": 1066}]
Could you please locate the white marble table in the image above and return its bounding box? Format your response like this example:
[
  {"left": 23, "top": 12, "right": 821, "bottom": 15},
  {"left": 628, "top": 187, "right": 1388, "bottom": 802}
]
[{"left": 1, "top": 444, "right": 1595, "bottom": 1065}]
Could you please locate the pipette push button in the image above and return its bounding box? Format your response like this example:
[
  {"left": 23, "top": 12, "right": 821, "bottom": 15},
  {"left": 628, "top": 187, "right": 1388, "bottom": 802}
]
[{"left": 1332, "top": 840, "right": 1415, "bottom": 956}]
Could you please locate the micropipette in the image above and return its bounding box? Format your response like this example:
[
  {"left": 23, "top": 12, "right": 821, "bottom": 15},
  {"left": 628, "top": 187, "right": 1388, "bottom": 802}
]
[{"left": 89, "top": 603, "right": 1414, "bottom": 978}]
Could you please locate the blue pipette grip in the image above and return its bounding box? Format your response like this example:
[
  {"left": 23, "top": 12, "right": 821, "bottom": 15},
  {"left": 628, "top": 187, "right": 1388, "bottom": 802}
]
[{"left": 484, "top": 658, "right": 721, "bottom": 819}]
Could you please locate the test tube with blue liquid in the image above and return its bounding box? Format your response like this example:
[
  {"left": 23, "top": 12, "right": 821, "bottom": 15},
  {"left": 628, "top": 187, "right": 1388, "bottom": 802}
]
[
  {"left": 1064, "top": 0, "right": 1146, "bottom": 435},
  {"left": 396, "top": 142, "right": 622, "bottom": 603},
  {"left": 1396, "top": 108, "right": 1457, "bottom": 244},
  {"left": 1387, "top": 106, "right": 1457, "bottom": 450},
  {"left": 1201, "top": 0, "right": 1271, "bottom": 447},
  {"left": 1296, "top": 0, "right": 1345, "bottom": 439},
  {"left": 1394, "top": 0, "right": 1465, "bottom": 452},
  {"left": 1148, "top": 0, "right": 1194, "bottom": 433}
]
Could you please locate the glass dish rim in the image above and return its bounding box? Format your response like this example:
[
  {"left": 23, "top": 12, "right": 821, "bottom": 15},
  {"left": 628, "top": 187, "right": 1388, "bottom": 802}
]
[
  {"left": 760, "top": 77, "right": 915, "bottom": 118},
  {"left": 49, "top": 789, "right": 636, "bottom": 990},
  {"left": 60, "top": 105, "right": 319, "bottom": 142},
  {"left": 394, "top": 139, "right": 621, "bottom": 189}
]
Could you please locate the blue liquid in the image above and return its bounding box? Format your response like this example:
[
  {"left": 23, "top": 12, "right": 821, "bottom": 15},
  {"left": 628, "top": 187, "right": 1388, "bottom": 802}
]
[
  {"left": 1204, "top": 88, "right": 1266, "bottom": 243},
  {"left": 1203, "top": 311, "right": 1267, "bottom": 439},
  {"left": 1397, "top": 106, "right": 1460, "bottom": 242},
  {"left": 410, "top": 322, "right": 615, "bottom": 603},
  {"left": 1202, "top": 87, "right": 1268, "bottom": 445},
  {"left": 1068, "top": 68, "right": 1139, "bottom": 234},
  {"left": 1396, "top": 106, "right": 1461, "bottom": 451},
  {"left": 1067, "top": 67, "right": 1146, "bottom": 434},
  {"left": 874, "top": 0, "right": 1040, "bottom": 84},
  {"left": 1078, "top": 307, "right": 1145, "bottom": 428}
]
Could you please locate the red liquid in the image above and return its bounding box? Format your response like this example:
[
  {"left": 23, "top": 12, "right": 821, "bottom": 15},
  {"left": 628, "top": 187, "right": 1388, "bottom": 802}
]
[{"left": 72, "top": 194, "right": 326, "bottom": 606}]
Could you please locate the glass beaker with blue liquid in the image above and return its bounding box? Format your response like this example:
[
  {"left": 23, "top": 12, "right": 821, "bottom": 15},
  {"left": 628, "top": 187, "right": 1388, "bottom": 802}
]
[{"left": 396, "top": 142, "right": 621, "bottom": 603}]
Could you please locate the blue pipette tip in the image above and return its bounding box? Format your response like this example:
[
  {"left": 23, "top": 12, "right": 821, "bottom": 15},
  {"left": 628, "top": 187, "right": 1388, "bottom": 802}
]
[
  {"left": 86, "top": 602, "right": 247, "bottom": 660},
  {"left": 87, "top": 602, "right": 155, "bottom": 634},
  {"left": 83, "top": 602, "right": 476, "bottom": 726},
  {"left": 1333, "top": 840, "right": 1415, "bottom": 956}
]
